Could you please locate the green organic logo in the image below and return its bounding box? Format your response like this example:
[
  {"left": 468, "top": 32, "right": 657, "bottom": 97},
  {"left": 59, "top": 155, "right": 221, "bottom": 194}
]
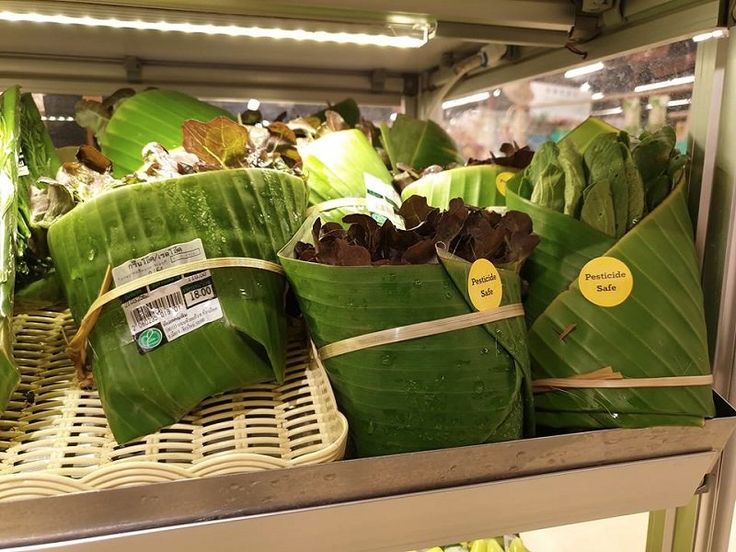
[{"left": 138, "top": 327, "right": 163, "bottom": 350}]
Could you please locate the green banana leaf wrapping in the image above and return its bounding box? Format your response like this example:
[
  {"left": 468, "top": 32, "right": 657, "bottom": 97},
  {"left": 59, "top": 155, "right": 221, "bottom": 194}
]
[
  {"left": 380, "top": 115, "right": 462, "bottom": 172},
  {"left": 100, "top": 89, "right": 231, "bottom": 178},
  {"left": 279, "top": 218, "right": 533, "bottom": 457},
  {"left": 506, "top": 174, "right": 714, "bottom": 429},
  {"left": 0, "top": 86, "right": 21, "bottom": 412},
  {"left": 400, "top": 165, "right": 514, "bottom": 208},
  {"left": 48, "top": 169, "right": 308, "bottom": 443},
  {"left": 300, "top": 129, "right": 394, "bottom": 206}
]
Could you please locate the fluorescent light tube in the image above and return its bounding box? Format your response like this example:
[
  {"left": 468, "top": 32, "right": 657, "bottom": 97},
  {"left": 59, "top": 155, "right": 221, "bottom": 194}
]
[
  {"left": 493, "top": 89, "right": 501, "bottom": 97},
  {"left": 591, "top": 107, "right": 623, "bottom": 116},
  {"left": 564, "top": 62, "right": 605, "bottom": 79},
  {"left": 693, "top": 30, "right": 726, "bottom": 42},
  {"left": 591, "top": 92, "right": 605, "bottom": 101},
  {"left": 442, "top": 92, "right": 490, "bottom": 110},
  {"left": 634, "top": 75, "right": 695, "bottom": 93},
  {"left": 0, "top": 10, "right": 428, "bottom": 48},
  {"left": 579, "top": 82, "right": 591, "bottom": 92}
]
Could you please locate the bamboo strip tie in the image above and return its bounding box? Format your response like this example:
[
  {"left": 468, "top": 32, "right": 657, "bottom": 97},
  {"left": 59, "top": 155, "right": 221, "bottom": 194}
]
[
  {"left": 318, "top": 303, "right": 525, "bottom": 360},
  {"left": 532, "top": 366, "right": 714, "bottom": 393},
  {"left": 306, "top": 197, "right": 368, "bottom": 217},
  {"left": 68, "top": 257, "right": 284, "bottom": 373}
]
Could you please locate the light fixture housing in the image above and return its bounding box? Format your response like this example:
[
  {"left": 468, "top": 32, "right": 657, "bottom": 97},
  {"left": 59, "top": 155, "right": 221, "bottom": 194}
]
[
  {"left": 634, "top": 75, "right": 695, "bottom": 93},
  {"left": 564, "top": 62, "right": 605, "bottom": 79},
  {"left": 0, "top": 2, "right": 434, "bottom": 48}
]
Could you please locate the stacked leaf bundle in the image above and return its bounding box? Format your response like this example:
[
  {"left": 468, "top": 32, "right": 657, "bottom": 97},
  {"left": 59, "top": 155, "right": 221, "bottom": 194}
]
[
  {"left": 280, "top": 196, "right": 538, "bottom": 456},
  {"left": 506, "top": 118, "right": 714, "bottom": 430},
  {"left": 37, "top": 96, "right": 310, "bottom": 443}
]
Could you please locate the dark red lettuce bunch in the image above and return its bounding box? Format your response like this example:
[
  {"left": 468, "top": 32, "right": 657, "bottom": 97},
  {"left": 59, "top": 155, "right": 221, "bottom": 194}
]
[{"left": 295, "top": 196, "right": 539, "bottom": 272}]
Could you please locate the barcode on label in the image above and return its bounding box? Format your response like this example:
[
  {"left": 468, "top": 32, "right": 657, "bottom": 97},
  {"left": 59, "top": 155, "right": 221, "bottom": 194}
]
[{"left": 131, "top": 292, "right": 184, "bottom": 328}]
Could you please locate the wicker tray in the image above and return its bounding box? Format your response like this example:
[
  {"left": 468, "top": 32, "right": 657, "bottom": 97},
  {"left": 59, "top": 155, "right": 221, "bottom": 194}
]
[{"left": 0, "top": 306, "right": 348, "bottom": 501}]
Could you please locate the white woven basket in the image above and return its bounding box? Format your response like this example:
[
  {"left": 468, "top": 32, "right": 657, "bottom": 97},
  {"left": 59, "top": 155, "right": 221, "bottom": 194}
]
[{"left": 0, "top": 306, "right": 347, "bottom": 501}]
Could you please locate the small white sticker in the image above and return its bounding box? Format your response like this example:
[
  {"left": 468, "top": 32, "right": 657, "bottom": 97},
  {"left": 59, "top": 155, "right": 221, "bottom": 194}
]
[
  {"left": 364, "top": 173, "right": 405, "bottom": 229},
  {"left": 113, "top": 239, "right": 223, "bottom": 353}
]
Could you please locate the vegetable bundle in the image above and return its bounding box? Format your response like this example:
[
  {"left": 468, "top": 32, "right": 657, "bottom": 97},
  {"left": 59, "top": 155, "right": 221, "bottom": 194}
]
[
  {"left": 506, "top": 118, "right": 714, "bottom": 430},
  {"left": 280, "top": 198, "right": 537, "bottom": 456},
  {"left": 48, "top": 168, "right": 308, "bottom": 443}
]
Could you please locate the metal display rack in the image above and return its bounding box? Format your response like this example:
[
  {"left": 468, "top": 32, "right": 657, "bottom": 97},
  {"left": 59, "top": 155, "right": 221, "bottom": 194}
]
[{"left": 1, "top": 1, "right": 735, "bottom": 550}]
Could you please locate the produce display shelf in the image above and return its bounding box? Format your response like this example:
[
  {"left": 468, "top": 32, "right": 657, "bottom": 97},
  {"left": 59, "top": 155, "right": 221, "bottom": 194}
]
[
  {"left": 0, "top": 308, "right": 733, "bottom": 550},
  {"left": 0, "top": 306, "right": 347, "bottom": 502}
]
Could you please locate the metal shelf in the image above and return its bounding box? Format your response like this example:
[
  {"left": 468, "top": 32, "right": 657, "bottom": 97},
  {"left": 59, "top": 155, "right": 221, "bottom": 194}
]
[{"left": 3, "top": 393, "right": 735, "bottom": 551}]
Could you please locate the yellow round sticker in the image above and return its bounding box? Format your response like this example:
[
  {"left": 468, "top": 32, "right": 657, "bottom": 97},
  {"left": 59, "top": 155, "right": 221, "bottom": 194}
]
[
  {"left": 578, "top": 256, "right": 634, "bottom": 307},
  {"left": 496, "top": 171, "right": 514, "bottom": 196},
  {"left": 468, "top": 259, "right": 503, "bottom": 311}
]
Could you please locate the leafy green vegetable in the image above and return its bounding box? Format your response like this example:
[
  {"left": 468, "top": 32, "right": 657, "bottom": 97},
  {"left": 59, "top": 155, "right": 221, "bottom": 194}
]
[
  {"left": 182, "top": 116, "right": 249, "bottom": 168},
  {"left": 530, "top": 164, "right": 565, "bottom": 212},
  {"left": 584, "top": 133, "right": 629, "bottom": 237},
  {"left": 0, "top": 85, "right": 21, "bottom": 413},
  {"left": 558, "top": 139, "right": 585, "bottom": 216},
  {"left": 380, "top": 114, "right": 462, "bottom": 172},
  {"left": 524, "top": 120, "right": 682, "bottom": 238},
  {"left": 579, "top": 178, "right": 615, "bottom": 237}
]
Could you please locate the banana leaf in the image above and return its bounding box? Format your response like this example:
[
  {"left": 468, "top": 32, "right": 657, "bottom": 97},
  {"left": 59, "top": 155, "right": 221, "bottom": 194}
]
[
  {"left": 279, "top": 219, "right": 532, "bottom": 457},
  {"left": 508, "top": 172, "right": 713, "bottom": 429},
  {"left": 400, "top": 165, "right": 513, "bottom": 208},
  {"left": 48, "top": 168, "right": 308, "bottom": 443},
  {"left": 562, "top": 116, "right": 619, "bottom": 154},
  {"left": 380, "top": 114, "right": 462, "bottom": 172},
  {"left": 300, "top": 128, "right": 393, "bottom": 206},
  {"left": 100, "top": 89, "right": 232, "bottom": 178},
  {"left": 506, "top": 172, "right": 614, "bottom": 325},
  {"left": 0, "top": 86, "right": 21, "bottom": 413}
]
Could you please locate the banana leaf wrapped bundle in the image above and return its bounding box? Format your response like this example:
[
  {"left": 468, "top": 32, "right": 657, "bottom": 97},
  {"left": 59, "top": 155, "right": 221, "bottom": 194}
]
[
  {"left": 505, "top": 118, "right": 714, "bottom": 430},
  {"left": 48, "top": 168, "right": 307, "bottom": 443},
  {"left": 279, "top": 197, "right": 538, "bottom": 456},
  {"left": 399, "top": 144, "right": 534, "bottom": 210},
  {"left": 0, "top": 86, "right": 21, "bottom": 412}
]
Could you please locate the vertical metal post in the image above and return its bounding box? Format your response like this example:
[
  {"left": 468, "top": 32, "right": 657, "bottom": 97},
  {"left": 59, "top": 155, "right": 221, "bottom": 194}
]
[{"left": 691, "top": 22, "right": 736, "bottom": 552}]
